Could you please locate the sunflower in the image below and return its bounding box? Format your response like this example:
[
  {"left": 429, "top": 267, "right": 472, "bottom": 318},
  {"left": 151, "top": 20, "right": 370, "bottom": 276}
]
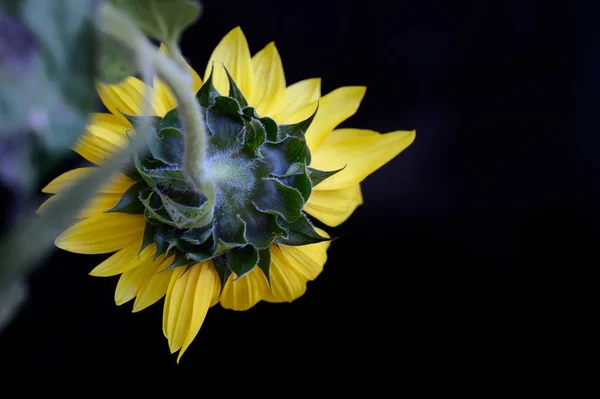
[{"left": 39, "top": 27, "right": 415, "bottom": 361}]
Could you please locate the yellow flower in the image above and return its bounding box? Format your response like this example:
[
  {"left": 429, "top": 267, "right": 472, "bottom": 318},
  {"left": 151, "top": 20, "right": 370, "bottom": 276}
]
[{"left": 40, "top": 27, "right": 415, "bottom": 361}]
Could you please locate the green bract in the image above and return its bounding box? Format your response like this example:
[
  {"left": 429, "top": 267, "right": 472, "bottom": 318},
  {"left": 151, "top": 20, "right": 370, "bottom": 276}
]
[{"left": 111, "top": 67, "right": 340, "bottom": 289}]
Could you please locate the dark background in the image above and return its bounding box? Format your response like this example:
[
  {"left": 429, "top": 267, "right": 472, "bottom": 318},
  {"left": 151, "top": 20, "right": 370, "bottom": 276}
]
[{"left": 1, "top": 0, "right": 578, "bottom": 374}]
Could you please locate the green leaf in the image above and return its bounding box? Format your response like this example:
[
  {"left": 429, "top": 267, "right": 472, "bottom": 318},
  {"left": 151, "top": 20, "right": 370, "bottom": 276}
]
[
  {"left": 97, "top": 34, "right": 136, "bottom": 84},
  {"left": 223, "top": 65, "right": 248, "bottom": 108},
  {"left": 243, "top": 118, "right": 266, "bottom": 157},
  {"left": 108, "top": 0, "right": 201, "bottom": 45},
  {"left": 308, "top": 166, "right": 345, "bottom": 187},
  {"left": 105, "top": 181, "right": 146, "bottom": 214},
  {"left": 206, "top": 96, "right": 244, "bottom": 147},
  {"left": 260, "top": 117, "right": 278, "bottom": 141},
  {"left": 227, "top": 245, "right": 259, "bottom": 279},
  {"left": 254, "top": 178, "right": 303, "bottom": 222},
  {"left": 278, "top": 104, "right": 318, "bottom": 141},
  {"left": 257, "top": 248, "right": 271, "bottom": 285},
  {"left": 277, "top": 213, "right": 330, "bottom": 246},
  {"left": 140, "top": 222, "right": 156, "bottom": 254},
  {"left": 197, "top": 64, "right": 220, "bottom": 108}
]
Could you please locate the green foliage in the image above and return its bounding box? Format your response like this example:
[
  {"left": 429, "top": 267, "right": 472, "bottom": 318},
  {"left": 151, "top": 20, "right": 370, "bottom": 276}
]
[
  {"left": 108, "top": 0, "right": 201, "bottom": 45},
  {"left": 0, "top": 0, "right": 98, "bottom": 191}
]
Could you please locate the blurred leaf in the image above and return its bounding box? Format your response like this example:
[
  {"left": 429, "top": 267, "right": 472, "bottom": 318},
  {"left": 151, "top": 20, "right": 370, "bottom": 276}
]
[
  {"left": 98, "top": 35, "right": 137, "bottom": 84},
  {"left": 0, "top": 280, "right": 26, "bottom": 332},
  {"left": 0, "top": 0, "right": 98, "bottom": 192},
  {"left": 108, "top": 0, "right": 201, "bottom": 45}
]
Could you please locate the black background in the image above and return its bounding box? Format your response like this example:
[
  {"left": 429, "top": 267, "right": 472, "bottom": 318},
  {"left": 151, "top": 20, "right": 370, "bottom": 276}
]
[{"left": 1, "top": 0, "right": 578, "bottom": 375}]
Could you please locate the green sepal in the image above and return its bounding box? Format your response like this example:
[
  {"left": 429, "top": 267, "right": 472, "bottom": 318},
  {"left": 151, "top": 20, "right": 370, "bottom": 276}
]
[
  {"left": 206, "top": 96, "right": 244, "bottom": 148},
  {"left": 277, "top": 104, "right": 318, "bottom": 141},
  {"left": 243, "top": 118, "right": 266, "bottom": 157},
  {"left": 277, "top": 163, "right": 312, "bottom": 202},
  {"left": 214, "top": 213, "right": 247, "bottom": 246},
  {"left": 243, "top": 207, "right": 287, "bottom": 249},
  {"left": 277, "top": 213, "right": 330, "bottom": 246},
  {"left": 241, "top": 107, "right": 258, "bottom": 119},
  {"left": 140, "top": 222, "right": 156, "bottom": 254},
  {"left": 223, "top": 65, "right": 248, "bottom": 108},
  {"left": 227, "top": 245, "right": 259, "bottom": 279},
  {"left": 308, "top": 166, "right": 345, "bottom": 187},
  {"left": 158, "top": 188, "right": 212, "bottom": 229},
  {"left": 133, "top": 153, "right": 156, "bottom": 189},
  {"left": 260, "top": 117, "right": 278, "bottom": 141},
  {"left": 105, "top": 181, "right": 147, "bottom": 214},
  {"left": 262, "top": 136, "right": 309, "bottom": 175},
  {"left": 212, "top": 255, "right": 231, "bottom": 295},
  {"left": 253, "top": 178, "right": 303, "bottom": 222},
  {"left": 181, "top": 226, "right": 213, "bottom": 246},
  {"left": 160, "top": 108, "right": 182, "bottom": 130},
  {"left": 257, "top": 247, "right": 271, "bottom": 285},
  {"left": 151, "top": 127, "right": 184, "bottom": 166},
  {"left": 119, "top": 111, "right": 162, "bottom": 133},
  {"left": 143, "top": 167, "right": 188, "bottom": 189},
  {"left": 168, "top": 250, "right": 196, "bottom": 269},
  {"left": 197, "top": 63, "right": 220, "bottom": 108}
]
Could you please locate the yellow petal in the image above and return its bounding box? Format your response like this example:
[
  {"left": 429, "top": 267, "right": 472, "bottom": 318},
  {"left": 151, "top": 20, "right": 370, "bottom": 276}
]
[
  {"left": 286, "top": 86, "right": 366, "bottom": 151},
  {"left": 178, "top": 262, "right": 216, "bottom": 362},
  {"left": 96, "top": 77, "right": 160, "bottom": 121},
  {"left": 42, "top": 168, "right": 134, "bottom": 194},
  {"left": 37, "top": 192, "right": 122, "bottom": 219},
  {"left": 73, "top": 113, "right": 130, "bottom": 165},
  {"left": 261, "top": 245, "right": 307, "bottom": 303},
  {"left": 203, "top": 26, "right": 254, "bottom": 100},
  {"left": 210, "top": 274, "right": 221, "bottom": 307},
  {"left": 219, "top": 266, "right": 269, "bottom": 311},
  {"left": 272, "top": 78, "right": 321, "bottom": 124},
  {"left": 167, "top": 266, "right": 199, "bottom": 353},
  {"left": 55, "top": 213, "right": 145, "bottom": 254},
  {"left": 163, "top": 266, "right": 186, "bottom": 338},
  {"left": 163, "top": 263, "right": 216, "bottom": 360},
  {"left": 250, "top": 42, "right": 286, "bottom": 116},
  {"left": 89, "top": 241, "right": 150, "bottom": 277},
  {"left": 133, "top": 256, "right": 175, "bottom": 312},
  {"left": 304, "top": 184, "right": 363, "bottom": 227},
  {"left": 310, "top": 128, "right": 416, "bottom": 190},
  {"left": 276, "top": 230, "right": 331, "bottom": 281},
  {"left": 114, "top": 251, "right": 165, "bottom": 306},
  {"left": 153, "top": 77, "right": 177, "bottom": 114}
]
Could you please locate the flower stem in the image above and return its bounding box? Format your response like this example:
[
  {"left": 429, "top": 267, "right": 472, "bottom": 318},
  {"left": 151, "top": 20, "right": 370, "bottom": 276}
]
[{"left": 99, "top": 3, "right": 215, "bottom": 219}]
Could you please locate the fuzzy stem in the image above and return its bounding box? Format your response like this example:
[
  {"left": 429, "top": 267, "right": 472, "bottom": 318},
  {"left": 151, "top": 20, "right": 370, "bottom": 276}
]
[{"left": 99, "top": 4, "right": 215, "bottom": 217}]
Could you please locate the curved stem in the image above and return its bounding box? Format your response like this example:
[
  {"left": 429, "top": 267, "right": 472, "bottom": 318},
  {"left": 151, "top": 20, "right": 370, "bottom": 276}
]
[{"left": 99, "top": 4, "right": 215, "bottom": 218}]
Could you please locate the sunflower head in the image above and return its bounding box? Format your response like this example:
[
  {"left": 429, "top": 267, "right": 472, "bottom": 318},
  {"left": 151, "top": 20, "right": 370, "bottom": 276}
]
[
  {"left": 111, "top": 64, "right": 336, "bottom": 290},
  {"left": 44, "top": 26, "right": 415, "bottom": 362}
]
